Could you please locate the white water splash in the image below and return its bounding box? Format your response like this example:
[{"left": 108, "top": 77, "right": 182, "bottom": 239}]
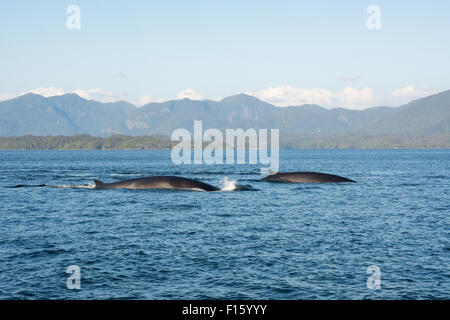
[
  {"left": 219, "top": 176, "right": 238, "bottom": 191},
  {"left": 48, "top": 183, "right": 95, "bottom": 189}
]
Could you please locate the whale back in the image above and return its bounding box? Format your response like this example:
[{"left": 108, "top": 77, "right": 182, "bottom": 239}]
[
  {"left": 262, "top": 172, "right": 355, "bottom": 183},
  {"left": 93, "top": 180, "right": 106, "bottom": 188},
  {"left": 94, "top": 176, "right": 219, "bottom": 191}
]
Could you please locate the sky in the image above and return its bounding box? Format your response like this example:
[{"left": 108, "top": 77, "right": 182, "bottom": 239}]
[{"left": 0, "top": 0, "right": 449, "bottom": 109}]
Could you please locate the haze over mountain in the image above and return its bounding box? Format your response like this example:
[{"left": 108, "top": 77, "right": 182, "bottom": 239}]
[
  {"left": 357, "top": 90, "right": 450, "bottom": 136},
  {"left": 0, "top": 90, "right": 449, "bottom": 138}
]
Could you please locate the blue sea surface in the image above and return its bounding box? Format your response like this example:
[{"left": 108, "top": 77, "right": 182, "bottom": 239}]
[{"left": 0, "top": 149, "right": 449, "bottom": 299}]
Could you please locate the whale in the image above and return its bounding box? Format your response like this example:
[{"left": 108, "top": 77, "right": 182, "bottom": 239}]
[
  {"left": 261, "top": 172, "right": 355, "bottom": 183},
  {"left": 93, "top": 176, "right": 219, "bottom": 191}
]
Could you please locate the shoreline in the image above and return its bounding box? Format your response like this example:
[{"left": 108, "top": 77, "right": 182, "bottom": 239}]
[{"left": 1, "top": 148, "right": 449, "bottom": 151}]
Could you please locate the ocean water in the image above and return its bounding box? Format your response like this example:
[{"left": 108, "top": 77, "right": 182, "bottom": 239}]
[{"left": 0, "top": 149, "right": 448, "bottom": 299}]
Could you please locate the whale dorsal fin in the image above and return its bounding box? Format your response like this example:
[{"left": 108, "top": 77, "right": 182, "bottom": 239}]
[{"left": 93, "top": 179, "right": 105, "bottom": 188}]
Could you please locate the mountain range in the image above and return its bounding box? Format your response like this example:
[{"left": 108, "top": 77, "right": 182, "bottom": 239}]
[{"left": 0, "top": 90, "right": 449, "bottom": 138}]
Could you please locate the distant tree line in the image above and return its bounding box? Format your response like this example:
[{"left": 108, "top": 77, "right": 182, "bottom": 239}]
[
  {"left": 281, "top": 134, "right": 450, "bottom": 149},
  {"left": 0, "top": 134, "right": 171, "bottom": 150},
  {"left": 0, "top": 133, "right": 449, "bottom": 150}
]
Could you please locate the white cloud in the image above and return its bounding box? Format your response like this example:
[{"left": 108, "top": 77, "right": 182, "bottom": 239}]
[
  {"left": 253, "top": 85, "right": 374, "bottom": 110},
  {"left": 138, "top": 94, "right": 165, "bottom": 107},
  {"left": 2, "top": 87, "right": 135, "bottom": 105},
  {"left": 251, "top": 85, "right": 436, "bottom": 109},
  {"left": 335, "top": 87, "right": 374, "bottom": 109},
  {"left": 176, "top": 88, "right": 204, "bottom": 100},
  {"left": 0, "top": 93, "right": 17, "bottom": 102},
  {"left": 72, "top": 88, "right": 125, "bottom": 103},
  {"left": 391, "top": 85, "right": 435, "bottom": 105},
  {"left": 12, "top": 87, "right": 125, "bottom": 103},
  {"left": 1, "top": 86, "right": 66, "bottom": 101},
  {"left": 28, "top": 87, "right": 65, "bottom": 97}
]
